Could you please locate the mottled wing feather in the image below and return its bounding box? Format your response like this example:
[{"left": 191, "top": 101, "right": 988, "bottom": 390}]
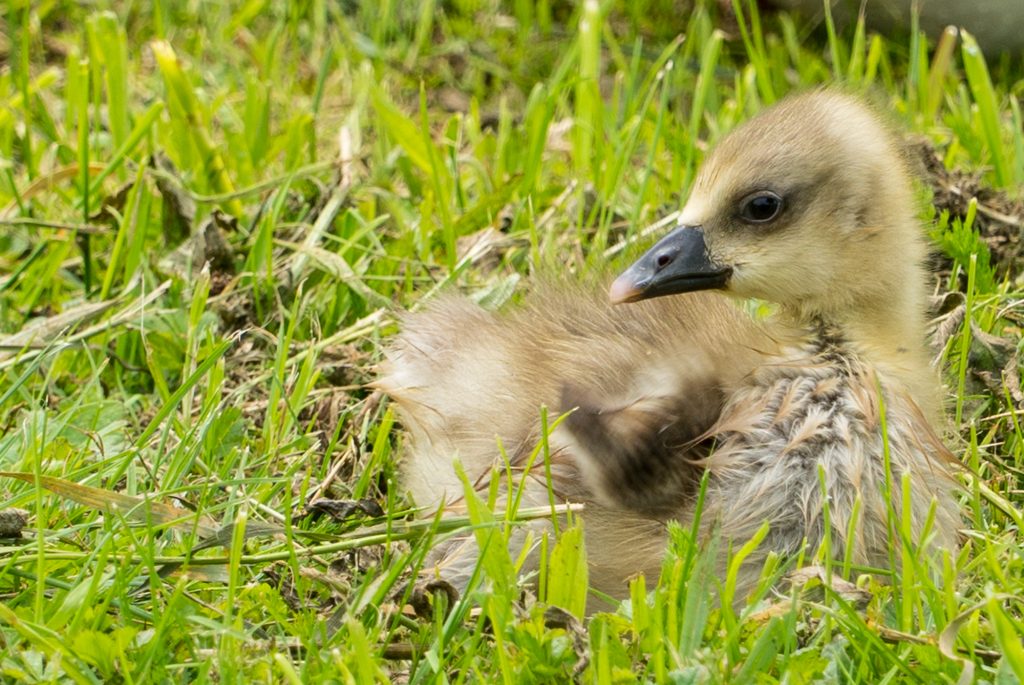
[{"left": 560, "top": 382, "right": 721, "bottom": 517}]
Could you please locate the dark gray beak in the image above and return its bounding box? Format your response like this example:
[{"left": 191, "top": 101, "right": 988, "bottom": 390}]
[{"left": 609, "top": 225, "right": 731, "bottom": 304}]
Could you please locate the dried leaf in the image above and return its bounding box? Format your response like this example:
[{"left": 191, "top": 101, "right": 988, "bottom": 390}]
[
  {"left": 0, "top": 299, "right": 120, "bottom": 360},
  {"left": 276, "top": 239, "right": 391, "bottom": 308},
  {"left": 307, "top": 498, "right": 384, "bottom": 522},
  {"left": 456, "top": 227, "right": 511, "bottom": 269},
  {"left": 408, "top": 579, "right": 459, "bottom": 620},
  {"left": 969, "top": 322, "right": 1016, "bottom": 374},
  {"left": 89, "top": 181, "right": 134, "bottom": 226},
  {"left": 0, "top": 472, "right": 218, "bottom": 537},
  {"left": 931, "top": 303, "right": 965, "bottom": 360},
  {"left": 0, "top": 162, "right": 106, "bottom": 220},
  {"left": 187, "top": 520, "right": 287, "bottom": 553},
  {"left": 930, "top": 290, "right": 966, "bottom": 317},
  {"left": 937, "top": 601, "right": 991, "bottom": 685},
  {"left": 786, "top": 566, "right": 872, "bottom": 608},
  {"left": 544, "top": 605, "right": 590, "bottom": 679},
  {"left": 0, "top": 279, "right": 172, "bottom": 372},
  {"left": 192, "top": 209, "right": 236, "bottom": 275},
  {"left": 1003, "top": 351, "right": 1023, "bottom": 406},
  {"left": 152, "top": 153, "right": 195, "bottom": 245}
]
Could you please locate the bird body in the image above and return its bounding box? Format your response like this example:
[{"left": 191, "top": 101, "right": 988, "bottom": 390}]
[
  {"left": 377, "top": 90, "right": 960, "bottom": 603},
  {"left": 380, "top": 286, "right": 771, "bottom": 593},
  {"left": 691, "top": 319, "right": 958, "bottom": 593}
]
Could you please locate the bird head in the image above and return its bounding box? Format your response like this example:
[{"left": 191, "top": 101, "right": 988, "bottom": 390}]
[{"left": 611, "top": 91, "right": 924, "bottom": 322}]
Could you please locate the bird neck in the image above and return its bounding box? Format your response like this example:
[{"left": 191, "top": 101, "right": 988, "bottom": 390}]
[{"left": 780, "top": 291, "right": 942, "bottom": 422}]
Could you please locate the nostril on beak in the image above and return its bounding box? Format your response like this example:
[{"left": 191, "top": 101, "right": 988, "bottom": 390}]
[{"left": 654, "top": 252, "right": 674, "bottom": 271}]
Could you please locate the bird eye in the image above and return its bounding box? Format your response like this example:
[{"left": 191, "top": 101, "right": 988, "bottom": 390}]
[{"left": 739, "top": 192, "right": 783, "bottom": 223}]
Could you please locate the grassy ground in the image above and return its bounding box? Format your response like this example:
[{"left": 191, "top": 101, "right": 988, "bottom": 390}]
[{"left": 1, "top": 0, "right": 1023, "bottom": 682}]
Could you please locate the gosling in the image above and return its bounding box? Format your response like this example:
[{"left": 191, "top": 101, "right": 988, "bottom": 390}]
[{"left": 378, "top": 90, "right": 961, "bottom": 604}]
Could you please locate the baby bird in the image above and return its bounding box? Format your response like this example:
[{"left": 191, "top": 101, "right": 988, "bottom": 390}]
[{"left": 378, "top": 90, "right": 960, "bottom": 604}]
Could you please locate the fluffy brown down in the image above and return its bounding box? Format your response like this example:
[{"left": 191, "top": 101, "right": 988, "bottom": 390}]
[{"left": 376, "top": 90, "right": 961, "bottom": 607}]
